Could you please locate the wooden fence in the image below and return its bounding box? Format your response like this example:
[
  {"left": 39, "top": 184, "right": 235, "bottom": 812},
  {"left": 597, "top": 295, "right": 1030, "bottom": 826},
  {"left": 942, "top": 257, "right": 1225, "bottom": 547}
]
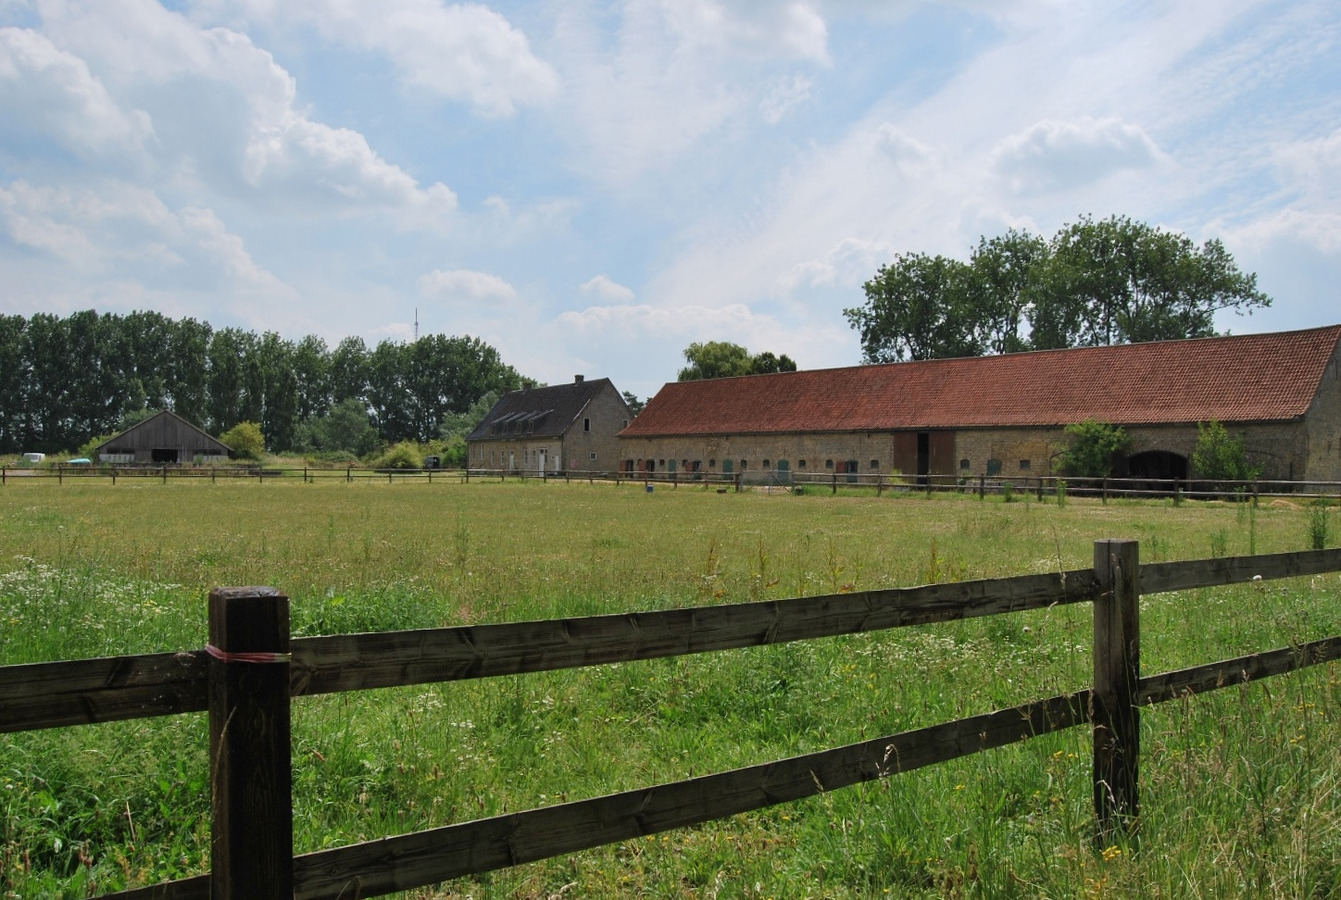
[
  {"left": 3, "top": 542, "right": 1341, "bottom": 898},
  {"left": 6, "top": 462, "right": 1341, "bottom": 502}
]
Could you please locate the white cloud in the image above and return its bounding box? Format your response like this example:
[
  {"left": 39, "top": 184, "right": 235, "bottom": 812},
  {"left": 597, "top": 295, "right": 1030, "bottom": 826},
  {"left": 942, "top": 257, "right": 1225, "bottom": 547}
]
[
  {"left": 191, "top": 0, "right": 558, "bottom": 117},
  {"left": 780, "top": 236, "right": 897, "bottom": 290},
  {"left": 552, "top": 1, "right": 832, "bottom": 184},
  {"left": 580, "top": 274, "right": 634, "bottom": 303},
  {"left": 991, "top": 117, "right": 1162, "bottom": 194},
  {"left": 34, "top": 0, "right": 457, "bottom": 218},
  {"left": 0, "top": 26, "right": 153, "bottom": 163},
  {"left": 760, "top": 73, "right": 812, "bottom": 124},
  {"left": 1274, "top": 129, "right": 1341, "bottom": 205},
  {"left": 417, "top": 268, "right": 518, "bottom": 302},
  {"left": 661, "top": 1, "right": 830, "bottom": 64},
  {"left": 0, "top": 179, "right": 293, "bottom": 296}
]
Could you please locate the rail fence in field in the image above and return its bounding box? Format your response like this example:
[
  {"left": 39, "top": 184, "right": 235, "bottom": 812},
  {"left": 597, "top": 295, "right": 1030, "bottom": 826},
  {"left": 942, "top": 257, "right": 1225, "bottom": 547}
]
[
  {"left": 5, "top": 461, "right": 1341, "bottom": 503},
  {"left": 2, "top": 542, "right": 1341, "bottom": 898}
]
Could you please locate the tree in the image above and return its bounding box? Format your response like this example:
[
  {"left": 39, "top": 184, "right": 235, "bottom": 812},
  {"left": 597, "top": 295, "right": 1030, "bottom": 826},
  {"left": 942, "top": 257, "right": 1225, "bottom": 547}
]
[
  {"left": 844, "top": 253, "right": 979, "bottom": 363},
  {"left": 1029, "top": 216, "right": 1269, "bottom": 349},
  {"left": 1192, "top": 420, "right": 1261, "bottom": 483},
  {"left": 677, "top": 342, "right": 797, "bottom": 380},
  {"left": 622, "top": 391, "right": 645, "bottom": 416},
  {"left": 847, "top": 218, "right": 1271, "bottom": 360},
  {"left": 296, "top": 397, "right": 380, "bottom": 457},
  {"left": 1056, "top": 420, "right": 1131, "bottom": 478},
  {"left": 219, "top": 421, "right": 265, "bottom": 459},
  {"left": 967, "top": 230, "right": 1048, "bottom": 355}
]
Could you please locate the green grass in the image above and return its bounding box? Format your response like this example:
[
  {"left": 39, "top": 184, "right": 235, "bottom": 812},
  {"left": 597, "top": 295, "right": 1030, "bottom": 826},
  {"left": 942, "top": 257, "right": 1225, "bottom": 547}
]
[{"left": 2, "top": 480, "right": 1340, "bottom": 897}]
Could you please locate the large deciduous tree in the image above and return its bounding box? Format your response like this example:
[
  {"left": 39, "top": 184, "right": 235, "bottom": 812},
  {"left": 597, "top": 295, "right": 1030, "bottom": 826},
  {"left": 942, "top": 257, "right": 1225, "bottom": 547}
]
[
  {"left": 845, "top": 253, "right": 979, "bottom": 363},
  {"left": 846, "top": 216, "right": 1270, "bottom": 361}
]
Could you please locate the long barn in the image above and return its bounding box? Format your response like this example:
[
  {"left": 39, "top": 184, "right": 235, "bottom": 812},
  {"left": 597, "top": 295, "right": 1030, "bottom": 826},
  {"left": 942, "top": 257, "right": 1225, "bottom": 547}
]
[
  {"left": 93, "top": 410, "right": 231, "bottom": 465},
  {"left": 619, "top": 325, "right": 1341, "bottom": 485}
]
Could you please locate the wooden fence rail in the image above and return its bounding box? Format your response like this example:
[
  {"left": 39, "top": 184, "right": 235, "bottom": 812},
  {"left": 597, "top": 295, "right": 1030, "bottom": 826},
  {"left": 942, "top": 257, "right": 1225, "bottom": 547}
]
[
  {"left": 5, "top": 463, "right": 1341, "bottom": 501},
  {"left": 2, "top": 544, "right": 1340, "bottom": 899}
]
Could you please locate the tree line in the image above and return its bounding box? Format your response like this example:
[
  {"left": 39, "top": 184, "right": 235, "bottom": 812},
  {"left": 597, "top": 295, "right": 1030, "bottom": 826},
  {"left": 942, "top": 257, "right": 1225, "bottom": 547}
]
[
  {"left": 0, "top": 310, "right": 529, "bottom": 455},
  {"left": 844, "top": 215, "right": 1271, "bottom": 362}
]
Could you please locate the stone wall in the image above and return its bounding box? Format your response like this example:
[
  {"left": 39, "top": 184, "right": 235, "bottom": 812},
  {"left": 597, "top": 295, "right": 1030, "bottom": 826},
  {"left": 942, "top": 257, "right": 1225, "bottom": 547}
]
[{"left": 1303, "top": 341, "right": 1341, "bottom": 483}]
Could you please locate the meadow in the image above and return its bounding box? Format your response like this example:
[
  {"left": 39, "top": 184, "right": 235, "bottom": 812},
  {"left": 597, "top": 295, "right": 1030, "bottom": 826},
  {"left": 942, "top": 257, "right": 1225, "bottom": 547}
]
[{"left": 1, "top": 478, "right": 1339, "bottom": 898}]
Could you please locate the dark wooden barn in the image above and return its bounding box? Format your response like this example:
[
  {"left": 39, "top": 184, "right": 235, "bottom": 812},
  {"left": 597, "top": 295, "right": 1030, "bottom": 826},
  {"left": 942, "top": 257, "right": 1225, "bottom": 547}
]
[{"left": 92, "top": 411, "right": 231, "bottom": 465}]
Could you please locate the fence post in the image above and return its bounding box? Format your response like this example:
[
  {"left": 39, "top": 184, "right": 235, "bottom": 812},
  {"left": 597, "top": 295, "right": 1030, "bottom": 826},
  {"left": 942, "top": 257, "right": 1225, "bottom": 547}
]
[
  {"left": 208, "top": 587, "right": 292, "bottom": 900},
  {"left": 1092, "top": 539, "right": 1140, "bottom": 847}
]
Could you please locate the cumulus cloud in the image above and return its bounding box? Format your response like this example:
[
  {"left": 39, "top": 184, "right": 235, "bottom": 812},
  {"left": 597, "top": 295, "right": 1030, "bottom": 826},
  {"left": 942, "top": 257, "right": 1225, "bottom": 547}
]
[
  {"left": 34, "top": 1, "right": 457, "bottom": 218},
  {"left": 0, "top": 179, "right": 292, "bottom": 296},
  {"left": 0, "top": 27, "right": 153, "bottom": 164},
  {"left": 991, "top": 117, "right": 1161, "bottom": 193},
  {"left": 417, "top": 268, "right": 518, "bottom": 302},
  {"left": 579, "top": 274, "right": 635, "bottom": 302},
  {"left": 191, "top": 0, "right": 558, "bottom": 117}
]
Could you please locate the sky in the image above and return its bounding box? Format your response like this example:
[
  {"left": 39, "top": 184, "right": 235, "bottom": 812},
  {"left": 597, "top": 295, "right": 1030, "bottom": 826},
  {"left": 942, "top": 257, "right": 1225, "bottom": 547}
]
[{"left": 1, "top": 1, "right": 1338, "bottom": 402}]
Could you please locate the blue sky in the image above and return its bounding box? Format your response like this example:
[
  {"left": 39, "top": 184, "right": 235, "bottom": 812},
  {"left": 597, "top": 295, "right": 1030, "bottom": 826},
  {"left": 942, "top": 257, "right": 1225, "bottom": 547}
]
[{"left": 1, "top": 1, "right": 1338, "bottom": 401}]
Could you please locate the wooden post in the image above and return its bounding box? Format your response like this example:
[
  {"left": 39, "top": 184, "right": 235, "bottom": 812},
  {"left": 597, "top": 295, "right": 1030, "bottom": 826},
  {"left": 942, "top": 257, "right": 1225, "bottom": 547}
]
[
  {"left": 1102, "top": 477, "right": 1108, "bottom": 505},
  {"left": 1092, "top": 539, "right": 1140, "bottom": 846},
  {"left": 208, "top": 587, "right": 293, "bottom": 900}
]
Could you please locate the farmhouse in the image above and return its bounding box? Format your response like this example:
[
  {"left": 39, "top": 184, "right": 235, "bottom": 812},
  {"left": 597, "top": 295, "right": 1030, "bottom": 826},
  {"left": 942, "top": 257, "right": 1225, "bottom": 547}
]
[
  {"left": 92, "top": 410, "right": 231, "bottom": 465},
  {"left": 619, "top": 325, "right": 1341, "bottom": 484},
  {"left": 467, "top": 376, "right": 632, "bottom": 474}
]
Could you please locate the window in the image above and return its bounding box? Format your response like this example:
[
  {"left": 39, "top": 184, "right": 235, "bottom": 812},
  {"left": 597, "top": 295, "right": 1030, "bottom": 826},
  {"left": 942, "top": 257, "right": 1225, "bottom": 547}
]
[
  {"left": 709, "top": 459, "right": 716, "bottom": 468},
  {"left": 590, "top": 452, "right": 598, "bottom": 460},
  {"left": 960, "top": 458, "right": 970, "bottom": 470},
  {"left": 1019, "top": 459, "right": 1031, "bottom": 471},
  {"left": 583, "top": 417, "right": 591, "bottom": 432},
  {"left": 740, "top": 459, "right": 748, "bottom": 470},
  {"left": 825, "top": 459, "right": 834, "bottom": 469},
  {"left": 762, "top": 459, "right": 770, "bottom": 468},
  {"left": 986, "top": 458, "right": 1003, "bottom": 476},
  {"left": 869, "top": 459, "right": 879, "bottom": 470},
  {"left": 797, "top": 459, "right": 807, "bottom": 469}
]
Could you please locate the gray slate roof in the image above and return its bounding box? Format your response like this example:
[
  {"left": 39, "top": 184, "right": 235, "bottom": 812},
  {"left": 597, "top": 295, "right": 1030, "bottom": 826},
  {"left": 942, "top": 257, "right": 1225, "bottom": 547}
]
[{"left": 467, "top": 378, "right": 619, "bottom": 442}]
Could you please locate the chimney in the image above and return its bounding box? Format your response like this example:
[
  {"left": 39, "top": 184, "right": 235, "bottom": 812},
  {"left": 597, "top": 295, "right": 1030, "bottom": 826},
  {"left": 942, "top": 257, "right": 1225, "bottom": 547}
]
[{"left": 574, "top": 374, "right": 585, "bottom": 383}]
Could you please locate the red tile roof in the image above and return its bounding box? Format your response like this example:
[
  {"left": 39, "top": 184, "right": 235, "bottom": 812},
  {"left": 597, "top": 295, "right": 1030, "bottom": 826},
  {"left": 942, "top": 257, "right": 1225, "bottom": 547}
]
[{"left": 622, "top": 325, "right": 1341, "bottom": 437}]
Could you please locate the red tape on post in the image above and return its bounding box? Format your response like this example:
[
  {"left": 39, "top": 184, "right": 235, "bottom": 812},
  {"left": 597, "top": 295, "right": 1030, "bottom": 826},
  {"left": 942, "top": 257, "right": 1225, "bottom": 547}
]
[{"left": 205, "top": 643, "right": 292, "bottom": 664}]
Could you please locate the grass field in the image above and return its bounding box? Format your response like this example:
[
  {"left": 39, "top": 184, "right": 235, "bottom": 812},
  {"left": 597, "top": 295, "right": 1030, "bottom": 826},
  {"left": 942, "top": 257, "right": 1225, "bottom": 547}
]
[{"left": 2, "top": 478, "right": 1339, "bottom": 898}]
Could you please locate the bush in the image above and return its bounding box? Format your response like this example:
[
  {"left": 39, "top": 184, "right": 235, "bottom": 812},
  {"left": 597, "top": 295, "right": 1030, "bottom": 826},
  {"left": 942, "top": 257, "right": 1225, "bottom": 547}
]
[
  {"left": 376, "top": 442, "right": 423, "bottom": 469},
  {"left": 219, "top": 421, "right": 265, "bottom": 459},
  {"left": 1056, "top": 420, "right": 1130, "bottom": 478},
  {"left": 1193, "top": 420, "right": 1261, "bottom": 482},
  {"left": 1309, "top": 503, "right": 1331, "bottom": 551}
]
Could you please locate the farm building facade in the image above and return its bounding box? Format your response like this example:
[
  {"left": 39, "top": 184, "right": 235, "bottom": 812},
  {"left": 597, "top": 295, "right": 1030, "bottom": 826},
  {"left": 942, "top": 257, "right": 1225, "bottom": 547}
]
[
  {"left": 618, "top": 325, "right": 1341, "bottom": 484},
  {"left": 92, "top": 410, "right": 231, "bottom": 465},
  {"left": 467, "top": 376, "right": 632, "bottom": 474}
]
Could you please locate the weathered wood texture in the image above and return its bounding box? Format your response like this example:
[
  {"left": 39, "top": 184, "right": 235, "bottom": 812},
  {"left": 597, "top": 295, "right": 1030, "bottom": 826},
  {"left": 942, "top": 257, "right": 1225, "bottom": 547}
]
[
  {"left": 0, "top": 651, "right": 207, "bottom": 733},
  {"left": 207, "top": 588, "right": 293, "bottom": 900},
  {"left": 289, "top": 570, "right": 1099, "bottom": 697},
  {"left": 1141, "top": 547, "right": 1341, "bottom": 595},
  {"left": 101, "top": 632, "right": 1341, "bottom": 900},
  {"left": 1139, "top": 636, "right": 1341, "bottom": 704},
  {"left": 289, "top": 693, "right": 1090, "bottom": 899},
  {"left": 11, "top": 547, "right": 1341, "bottom": 733},
  {"left": 1092, "top": 540, "right": 1140, "bottom": 844}
]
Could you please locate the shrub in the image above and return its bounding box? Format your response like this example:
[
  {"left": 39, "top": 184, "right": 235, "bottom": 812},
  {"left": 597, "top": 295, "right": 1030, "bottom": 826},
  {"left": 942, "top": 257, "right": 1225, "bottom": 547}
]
[
  {"left": 219, "top": 421, "right": 265, "bottom": 459},
  {"left": 1056, "top": 420, "right": 1130, "bottom": 478},
  {"left": 1193, "top": 420, "right": 1261, "bottom": 483},
  {"left": 376, "top": 442, "right": 423, "bottom": 469},
  {"left": 1309, "top": 503, "right": 1331, "bottom": 551}
]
